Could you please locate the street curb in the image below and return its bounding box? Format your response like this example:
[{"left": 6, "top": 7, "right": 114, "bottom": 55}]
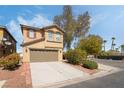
[
  {"left": 0, "top": 80, "right": 6, "bottom": 88},
  {"left": 23, "top": 63, "right": 32, "bottom": 88}
]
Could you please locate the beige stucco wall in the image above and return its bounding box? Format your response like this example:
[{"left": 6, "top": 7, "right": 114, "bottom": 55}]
[
  {"left": 27, "top": 41, "right": 45, "bottom": 49},
  {"left": 0, "top": 29, "right": 3, "bottom": 43},
  {"left": 23, "top": 28, "right": 44, "bottom": 43},
  {"left": 22, "top": 47, "right": 30, "bottom": 62},
  {"left": 22, "top": 27, "right": 64, "bottom": 62},
  {"left": 0, "top": 29, "right": 3, "bottom": 57},
  {"left": 45, "top": 27, "right": 63, "bottom": 61},
  {"left": 45, "top": 28, "right": 63, "bottom": 48},
  {"left": 22, "top": 41, "right": 45, "bottom": 62},
  {"left": 58, "top": 49, "right": 63, "bottom": 61}
]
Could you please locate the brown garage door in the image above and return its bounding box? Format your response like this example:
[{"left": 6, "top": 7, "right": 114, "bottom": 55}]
[{"left": 30, "top": 49, "right": 58, "bottom": 62}]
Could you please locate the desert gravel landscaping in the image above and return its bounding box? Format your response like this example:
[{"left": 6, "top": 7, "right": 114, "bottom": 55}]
[{"left": 0, "top": 63, "right": 32, "bottom": 88}]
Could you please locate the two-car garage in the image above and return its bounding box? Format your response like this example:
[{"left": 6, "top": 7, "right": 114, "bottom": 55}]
[{"left": 30, "top": 49, "right": 59, "bottom": 62}]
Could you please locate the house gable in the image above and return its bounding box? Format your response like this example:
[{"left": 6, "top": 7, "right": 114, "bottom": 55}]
[
  {"left": 44, "top": 27, "right": 64, "bottom": 35},
  {"left": 0, "top": 26, "right": 17, "bottom": 43},
  {"left": 42, "top": 24, "right": 65, "bottom": 34},
  {"left": 20, "top": 24, "right": 63, "bottom": 49},
  {"left": 20, "top": 25, "right": 44, "bottom": 43}
]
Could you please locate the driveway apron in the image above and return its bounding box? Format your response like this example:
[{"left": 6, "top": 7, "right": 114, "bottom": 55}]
[{"left": 30, "top": 62, "right": 85, "bottom": 87}]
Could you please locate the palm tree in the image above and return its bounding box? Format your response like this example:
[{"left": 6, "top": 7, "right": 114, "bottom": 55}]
[
  {"left": 111, "top": 37, "right": 115, "bottom": 50},
  {"left": 113, "top": 43, "right": 116, "bottom": 50},
  {"left": 103, "top": 40, "right": 107, "bottom": 51},
  {"left": 121, "top": 45, "right": 124, "bottom": 55}
]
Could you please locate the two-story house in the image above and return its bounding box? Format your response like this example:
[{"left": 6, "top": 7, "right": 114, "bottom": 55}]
[
  {"left": 21, "top": 24, "right": 64, "bottom": 62},
  {"left": 0, "top": 26, "right": 16, "bottom": 57}
]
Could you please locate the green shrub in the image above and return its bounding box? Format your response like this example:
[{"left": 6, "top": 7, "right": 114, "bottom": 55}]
[
  {"left": 98, "top": 51, "right": 110, "bottom": 59},
  {"left": 99, "top": 51, "right": 109, "bottom": 56},
  {"left": 65, "top": 49, "right": 87, "bottom": 65},
  {"left": 0, "top": 53, "right": 20, "bottom": 70},
  {"left": 0, "top": 57, "right": 4, "bottom": 67},
  {"left": 83, "top": 60, "right": 98, "bottom": 69}
]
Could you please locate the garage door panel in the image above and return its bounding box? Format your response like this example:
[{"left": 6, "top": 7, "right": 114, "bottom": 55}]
[{"left": 30, "top": 49, "right": 58, "bottom": 62}]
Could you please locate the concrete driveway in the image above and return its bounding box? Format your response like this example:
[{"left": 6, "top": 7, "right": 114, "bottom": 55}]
[{"left": 30, "top": 62, "right": 86, "bottom": 87}]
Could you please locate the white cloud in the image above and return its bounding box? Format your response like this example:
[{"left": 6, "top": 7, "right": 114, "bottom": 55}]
[
  {"left": 7, "top": 20, "right": 20, "bottom": 33},
  {"left": 6, "top": 20, "right": 22, "bottom": 42},
  {"left": 17, "top": 16, "right": 28, "bottom": 24},
  {"left": 6, "top": 20, "right": 23, "bottom": 53},
  {"left": 17, "top": 14, "right": 52, "bottom": 27},
  {"left": 6, "top": 14, "right": 52, "bottom": 52}
]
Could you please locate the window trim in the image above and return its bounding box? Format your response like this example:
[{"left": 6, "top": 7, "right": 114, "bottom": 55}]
[
  {"left": 48, "top": 31, "right": 53, "bottom": 41},
  {"left": 56, "top": 32, "right": 61, "bottom": 42},
  {"left": 28, "top": 30, "right": 36, "bottom": 39}
]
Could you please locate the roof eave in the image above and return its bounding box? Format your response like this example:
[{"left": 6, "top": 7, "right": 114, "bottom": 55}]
[
  {"left": 41, "top": 24, "right": 65, "bottom": 33},
  {"left": 0, "top": 25, "right": 17, "bottom": 43}
]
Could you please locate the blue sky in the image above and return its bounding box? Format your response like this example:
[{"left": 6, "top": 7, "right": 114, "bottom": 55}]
[{"left": 0, "top": 5, "right": 124, "bottom": 52}]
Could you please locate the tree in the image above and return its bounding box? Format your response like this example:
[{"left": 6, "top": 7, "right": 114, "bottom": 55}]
[
  {"left": 53, "top": 5, "right": 90, "bottom": 50},
  {"left": 54, "top": 6, "right": 75, "bottom": 49},
  {"left": 111, "top": 37, "right": 115, "bottom": 50},
  {"left": 75, "top": 12, "right": 90, "bottom": 38},
  {"left": 103, "top": 40, "right": 107, "bottom": 51},
  {"left": 78, "top": 35, "right": 103, "bottom": 57},
  {"left": 73, "top": 12, "right": 90, "bottom": 48},
  {"left": 113, "top": 43, "right": 116, "bottom": 50},
  {"left": 53, "top": 15, "right": 62, "bottom": 27},
  {"left": 121, "top": 45, "right": 124, "bottom": 54}
]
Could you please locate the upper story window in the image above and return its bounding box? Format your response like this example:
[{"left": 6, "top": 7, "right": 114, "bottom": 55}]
[
  {"left": 29, "top": 30, "right": 35, "bottom": 38},
  {"left": 48, "top": 31, "right": 53, "bottom": 41},
  {"left": 56, "top": 32, "right": 61, "bottom": 42}
]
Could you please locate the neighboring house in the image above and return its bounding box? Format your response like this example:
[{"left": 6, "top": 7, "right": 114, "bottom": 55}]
[
  {"left": 21, "top": 24, "right": 64, "bottom": 62},
  {"left": 0, "top": 26, "right": 16, "bottom": 57}
]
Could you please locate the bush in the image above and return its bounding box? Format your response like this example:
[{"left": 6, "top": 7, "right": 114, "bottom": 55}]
[
  {"left": 77, "top": 35, "right": 103, "bottom": 56},
  {"left": 83, "top": 60, "right": 98, "bottom": 69},
  {"left": 0, "top": 57, "right": 4, "bottom": 67},
  {"left": 99, "top": 51, "right": 109, "bottom": 56},
  {"left": 65, "top": 49, "right": 87, "bottom": 65},
  {"left": 0, "top": 53, "right": 20, "bottom": 70},
  {"left": 98, "top": 51, "right": 110, "bottom": 59}
]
